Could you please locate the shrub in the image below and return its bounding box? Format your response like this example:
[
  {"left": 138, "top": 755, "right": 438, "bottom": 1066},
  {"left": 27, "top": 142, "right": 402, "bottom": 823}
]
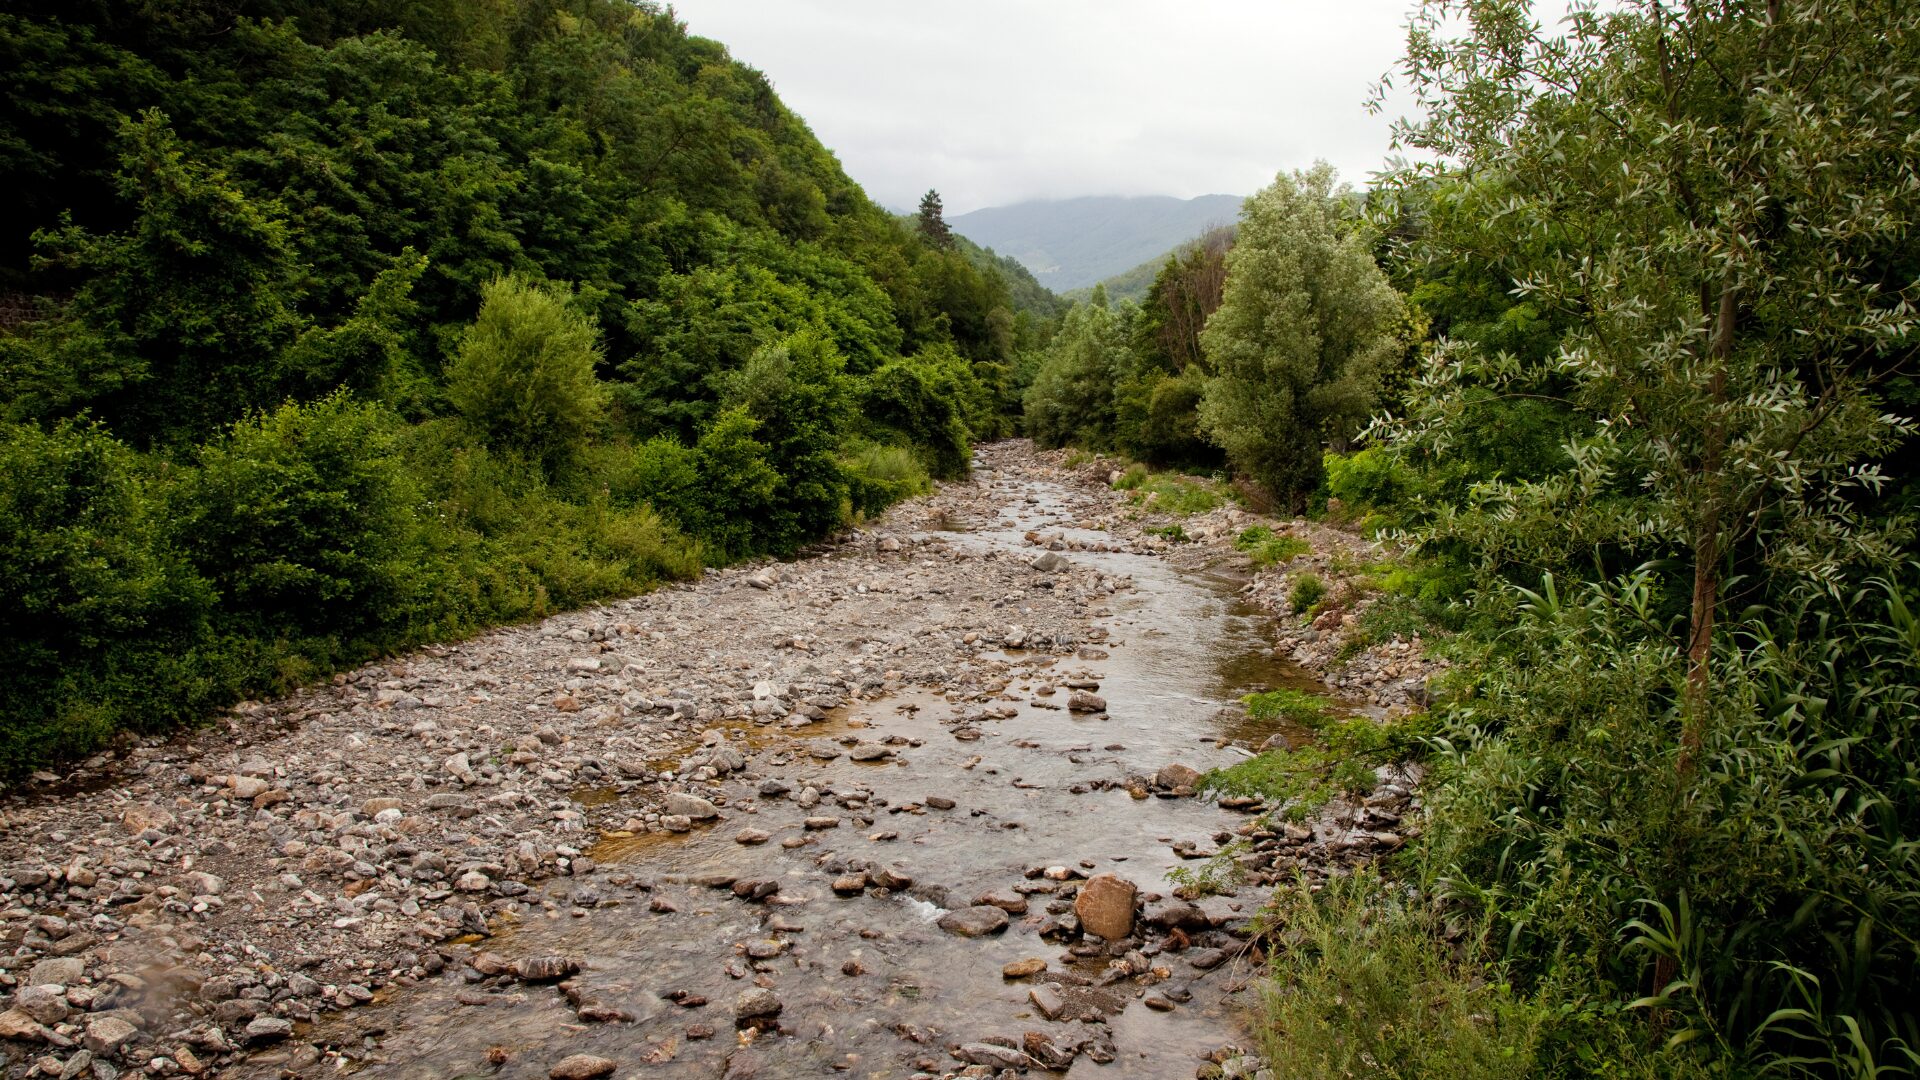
[
  {"left": 0, "top": 421, "right": 209, "bottom": 771},
  {"left": 1023, "top": 301, "right": 1127, "bottom": 448},
  {"left": 1116, "top": 368, "right": 1221, "bottom": 469},
  {"left": 174, "top": 395, "right": 417, "bottom": 636},
  {"left": 1324, "top": 447, "right": 1412, "bottom": 528},
  {"left": 1112, "top": 463, "right": 1149, "bottom": 490},
  {"left": 1289, "top": 571, "right": 1326, "bottom": 613},
  {"left": 1120, "top": 469, "right": 1232, "bottom": 515},
  {"left": 1198, "top": 694, "right": 1427, "bottom": 816},
  {"left": 689, "top": 406, "right": 781, "bottom": 559},
  {"left": 861, "top": 350, "right": 975, "bottom": 479},
  {"left": 446, "top": 276, "right": 608, "bottom": 471}
]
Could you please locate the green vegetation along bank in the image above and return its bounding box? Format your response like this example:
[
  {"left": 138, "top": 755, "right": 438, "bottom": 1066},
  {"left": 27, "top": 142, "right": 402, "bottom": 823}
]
[
  {"left": 0, "top": 0, "right": 1038, "bottom": 777},
  {"left": 1017, "top": 1, "right": 1920, "bottom": 1076}
]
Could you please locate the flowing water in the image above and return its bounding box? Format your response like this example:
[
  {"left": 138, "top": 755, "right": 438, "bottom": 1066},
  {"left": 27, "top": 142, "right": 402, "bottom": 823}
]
[{"left": 242, "top": 466, "right": 1333, "bottom": 1079}]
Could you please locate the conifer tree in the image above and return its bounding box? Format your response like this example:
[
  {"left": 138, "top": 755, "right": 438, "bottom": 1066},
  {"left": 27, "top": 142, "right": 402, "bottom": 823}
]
[{"left": 916, "top": 189, "right": 953, "bottom": 248}]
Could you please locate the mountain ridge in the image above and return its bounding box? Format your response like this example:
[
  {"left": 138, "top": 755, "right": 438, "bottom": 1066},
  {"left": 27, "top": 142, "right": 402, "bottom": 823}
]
[{"left": 949, "top": 193, "right": 1243, "bottom": 292}]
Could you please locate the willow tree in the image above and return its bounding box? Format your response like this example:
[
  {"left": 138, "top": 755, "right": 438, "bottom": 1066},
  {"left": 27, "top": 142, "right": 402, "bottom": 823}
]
[
  {"left": 1199, "top": 163, "right": 1404, "bottom": 510},
  {"left": 1370, "top": 0, "right": 1920, "bottom": 1064},
  {"left": 1375, "top": 0, "right": 1918, "bottom": 754}
]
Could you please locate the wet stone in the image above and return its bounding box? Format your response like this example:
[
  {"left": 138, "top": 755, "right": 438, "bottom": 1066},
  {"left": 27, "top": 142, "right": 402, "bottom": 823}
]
[
  {"left": 1002, "top": 958, "right": 1047, "bottom": 979},
  {"left": 936, "top": 905, "right": 1010, "bottom": 938},
  {"left": 1073, "top": 873, "right": 1138, "bottom": 940},
  {"left": 733, "top": 987, "right": 782, "bottom": 1023},
  {"left": 548, "top": 1054, "right": 617, "bottom": 1079}
]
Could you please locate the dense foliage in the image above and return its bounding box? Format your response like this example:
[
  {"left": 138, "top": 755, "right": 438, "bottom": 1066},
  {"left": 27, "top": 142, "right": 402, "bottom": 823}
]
[
  {"left": 0, "top": 0, "right": 1032, "bottom": 775},
  {"left": 1243, "top": 2, "right": 1920, "bottom": 1077}
]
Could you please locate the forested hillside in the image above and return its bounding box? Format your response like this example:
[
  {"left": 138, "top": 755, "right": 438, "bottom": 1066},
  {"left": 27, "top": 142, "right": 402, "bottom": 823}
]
[
  {"left": 1065, "top": 225, "right": 1237, "bottom": 306},
  {"left": 1019, "top": 1, "right": 1920, "bottom": 1076},
  {"left": 0, "top": 0, "right": 1024, "bottom": 773}
]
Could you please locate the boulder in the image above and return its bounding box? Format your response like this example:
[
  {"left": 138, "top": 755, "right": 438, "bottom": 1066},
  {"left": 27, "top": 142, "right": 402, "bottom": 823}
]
[
  {"left": 936, "top": 905, "right": 1009, "bottom": 938},
  {"left": 733, "top": 987, "right": 782, "bottom": 1022},
  {"left": 1073, "top": 873, "right": 1137, "bottom": 940},
  {"left": 664, "top": 793, "right": 719, "bottom": 820},
  {"left": 1155, "top": 762, "right": 1203, "bottom": 790}
]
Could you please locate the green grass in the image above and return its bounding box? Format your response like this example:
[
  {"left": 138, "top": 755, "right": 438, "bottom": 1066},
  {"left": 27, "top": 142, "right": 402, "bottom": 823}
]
[
  {"left": 1145, "top": 523, "right": 1191, "bottom": 542},
  {"left": 1113, "top": 468, "right": 1233, "bottom": 515},
  {"left": 1251, "top": 871, "right": 1724, "bottom": 1080},
  {"left": 1254, "top": 872, "right": 1548, "bottom": 1080},
  {"left": 1198, "top": 691, "right": 1425, "bottom": 819},
  {"left": 1235, "top": 525, "right": 1313, "bottom": 568}
]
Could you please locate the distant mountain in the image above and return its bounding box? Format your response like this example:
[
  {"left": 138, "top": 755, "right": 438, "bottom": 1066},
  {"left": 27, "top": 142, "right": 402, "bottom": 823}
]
[{"left": 949, "top": 194, "right": 1243, "bottom": 292}]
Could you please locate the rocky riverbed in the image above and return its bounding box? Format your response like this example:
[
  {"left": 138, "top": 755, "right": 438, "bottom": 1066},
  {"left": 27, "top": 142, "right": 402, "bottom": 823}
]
[{"left": 0, "top": 442, "right": 1419, "bottom": 1079}]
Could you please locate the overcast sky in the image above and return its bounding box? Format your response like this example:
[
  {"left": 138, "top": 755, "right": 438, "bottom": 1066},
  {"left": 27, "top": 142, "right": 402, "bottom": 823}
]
[{"left": 672, "top": 2, "right": 1418, "bottom": 215}]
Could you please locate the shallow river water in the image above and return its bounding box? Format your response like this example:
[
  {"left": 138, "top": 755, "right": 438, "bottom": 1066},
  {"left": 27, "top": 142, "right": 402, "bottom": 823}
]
[{"left": 242, "top": 465, "right": 1329, "bottom": 1079}]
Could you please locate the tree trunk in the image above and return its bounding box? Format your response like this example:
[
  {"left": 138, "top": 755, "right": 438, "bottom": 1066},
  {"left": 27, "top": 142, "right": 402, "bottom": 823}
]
[{"left": 1678, "top": 284, "right": 1736, "bottom": 779}]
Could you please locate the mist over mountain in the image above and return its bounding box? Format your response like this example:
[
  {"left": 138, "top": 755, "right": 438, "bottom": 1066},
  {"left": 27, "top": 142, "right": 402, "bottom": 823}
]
[{"left": 949, "top": 194, "right": 1243, "bottom": 292}]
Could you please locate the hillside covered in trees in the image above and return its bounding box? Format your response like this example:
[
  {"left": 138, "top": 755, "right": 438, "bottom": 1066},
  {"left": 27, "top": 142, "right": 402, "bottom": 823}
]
[
  {"left": 0, "top": 0, "right": 1031, "bottom": 772},
  {"left": 1018, "top": 1, "right": 1920, "bottom": 1076}
]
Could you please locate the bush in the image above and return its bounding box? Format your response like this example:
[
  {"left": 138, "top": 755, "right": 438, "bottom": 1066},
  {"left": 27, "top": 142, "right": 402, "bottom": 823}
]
[
  {"left": 174, "top": 394, "right": 416, "bottom": 636},
  {"left": 861, "top": 350, "right": 975, "bottom": 479},
  {"left": 720, "top": 331, "right": 857, "bottom": 554},
  {"left": 1198, "top": 693, "right": 1427, "bottom": 816},
  {"left": 1116, "top": 368, "right": 1221, "bottom": 469},
  {"left": 0, "top": 421, "right": 209, "bottom": 771},
  {"left": 1289, "top": 571, "right": 1326, "bottom": 613},
  {"left": 446, "top": 276, "right": 608, "bottom": 471},
  {"left": 1324, "top": 447, "right": 1412, "bottom": 528},
  {"left": 1119, "top": 469, "right": 1232, "bottom": 515},
  {"left": 1023, "top": 301, "right": 1127, "bottom": 448},
  {"left": 688, "top": 406, "right": 781, "bottom": 559}
]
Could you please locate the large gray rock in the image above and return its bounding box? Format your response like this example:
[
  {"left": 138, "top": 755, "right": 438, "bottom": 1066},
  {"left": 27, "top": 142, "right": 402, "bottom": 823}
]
[
  {"left": 1155, "top": 762, "right": 1203, "bottom": 790},
  {"left": 664, "top": 792, "right": 718, "bottom": 820},
  {"left": 84, "top": 1014, "right": 139, "bottom": 1055},
  {"left": 936, "top": 905, "right": 1010, "bottom": 938},
  {"left": 956, "top": 1043, "right": 1033, "bottom": 1070},
  {"left": 1030, "top": 551, "right": 1070, "bottom": 573},
  {"left": 26, "top": 957, "right": 83, "bottom": 987},
  {"left": 244, "top": 1016, "right": 294, "bottom": 1043}
]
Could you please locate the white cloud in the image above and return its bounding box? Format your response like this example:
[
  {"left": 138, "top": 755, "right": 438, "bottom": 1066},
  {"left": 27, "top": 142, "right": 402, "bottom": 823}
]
[{"left": 673, "top": 0, "right": 1418, "bottom": 213}]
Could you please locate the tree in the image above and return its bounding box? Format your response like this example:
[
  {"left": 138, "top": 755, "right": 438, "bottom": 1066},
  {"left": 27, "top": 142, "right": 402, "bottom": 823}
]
[
  {"left": 446, "top": 276, "right": 608, "bottom": 471},
  {"left": 1133, "top": 226, "right": 1233, "bottom": 374},
  {"left": 1023, "top": 300, "right": 1132, "bottom": 449},
  {"left": 1198, "top": 164, "right": 1404, "bottom": 510},
  {"left": 31, "top": 110, "right": 306, "bottom": 445},
  {"left": 1377, "top": 0, "right": 1919, "bottom": 759},
  {"left": 916, "top": 188, "right": 954, "bottom": 249},
  {"left": 1368, "top": 0, "right": 1920, "bottom": 1064}
]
